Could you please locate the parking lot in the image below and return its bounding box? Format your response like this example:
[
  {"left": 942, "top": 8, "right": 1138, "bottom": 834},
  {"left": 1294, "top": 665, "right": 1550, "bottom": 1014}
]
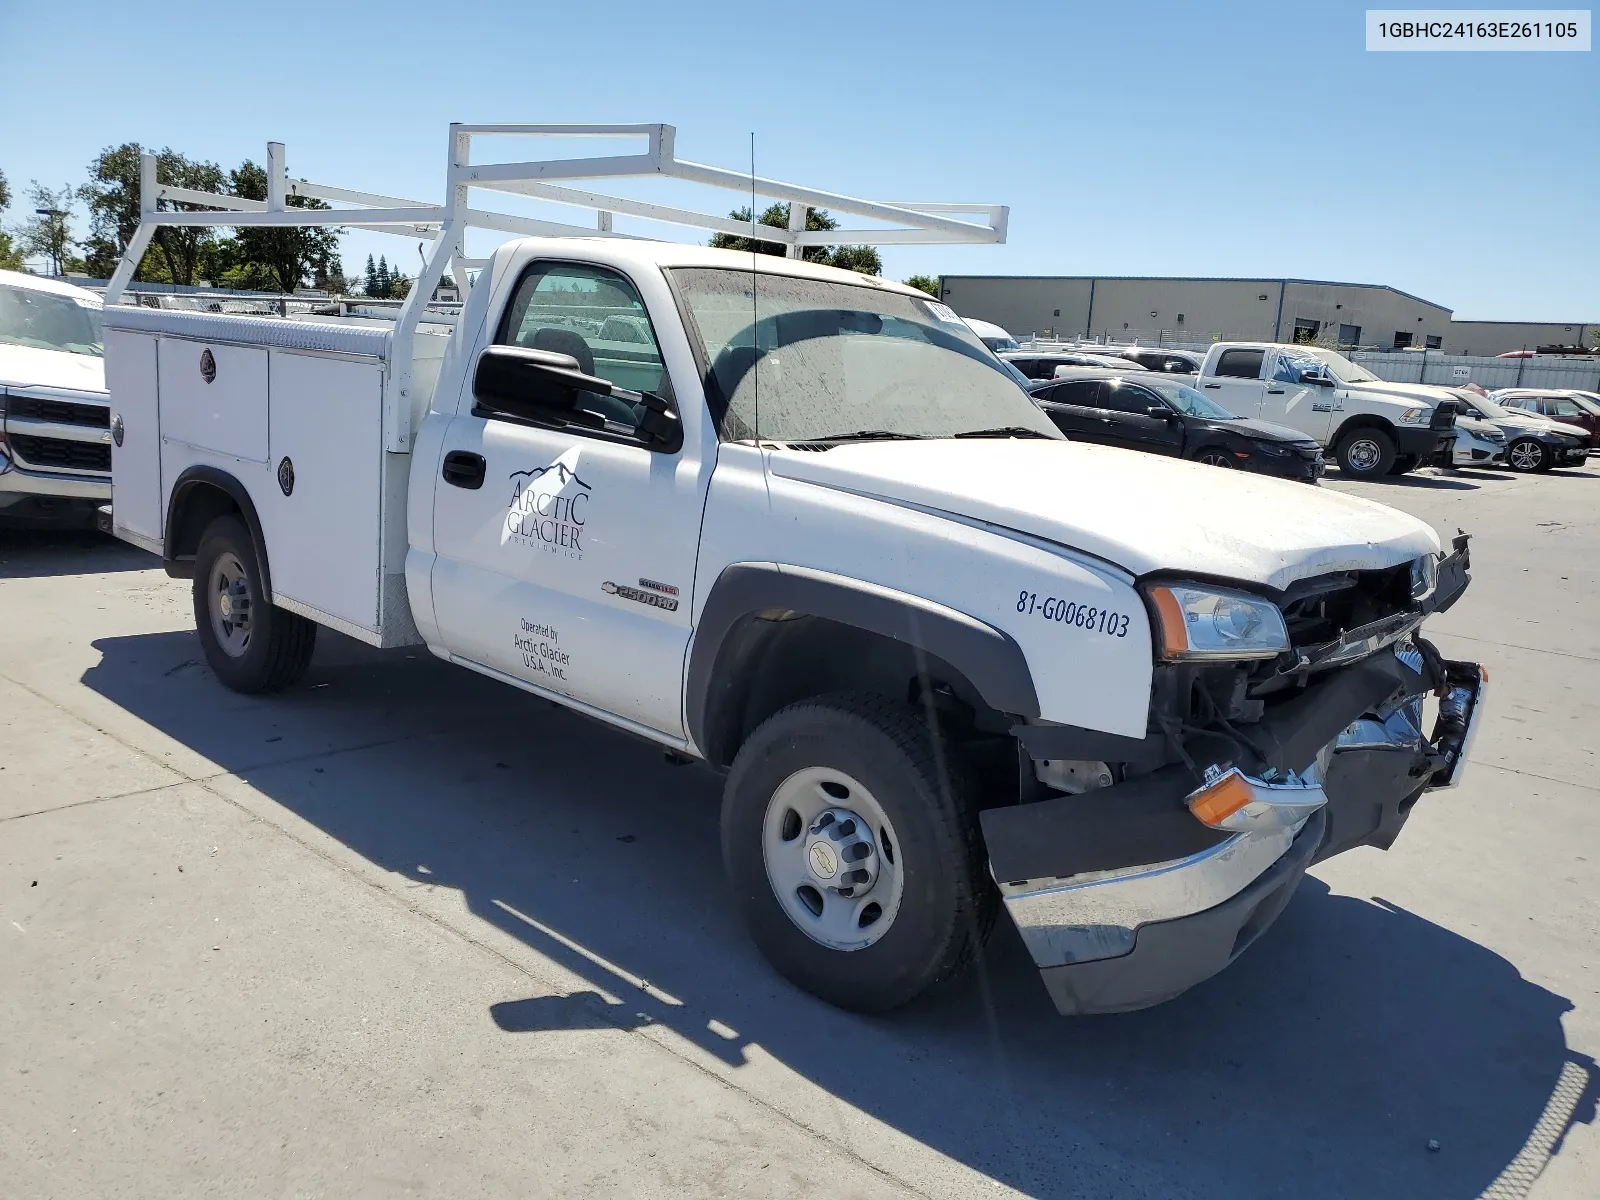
[{"left": 2, "top": 461, "right": 1597, "bottom": 1200}]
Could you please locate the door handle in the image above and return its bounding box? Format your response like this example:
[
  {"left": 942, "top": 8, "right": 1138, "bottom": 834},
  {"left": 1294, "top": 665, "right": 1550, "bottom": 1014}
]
[
  {"left": 442, "top": 450, "right": 487, "bottom": 490},
  {"left": 1203, "top": 384, "right": 1221, "bottom": 389},
  {"left": 1267, "top": 388, "right": 1286, "bottom": 394}
]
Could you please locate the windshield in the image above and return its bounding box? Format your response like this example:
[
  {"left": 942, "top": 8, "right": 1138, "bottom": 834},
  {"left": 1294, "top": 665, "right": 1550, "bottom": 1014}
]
[
  {"left": 0, "top": 285, "right": 103, "bottom": 357},
  {"left": 982, "top": 335, "right": 1021, "bottom": 353},
  {"left": 670, "top": 269, "right": 1061, "bottom": 442},
  {"left": 1305, "top": 347, "right": 1378, "bottom": 383},
  {"left": 1471, "top": 396, "right": 1513, "bottom": 419},
  {"left": 1145, "top": 378, "right": 1237, "bottom": 420}
]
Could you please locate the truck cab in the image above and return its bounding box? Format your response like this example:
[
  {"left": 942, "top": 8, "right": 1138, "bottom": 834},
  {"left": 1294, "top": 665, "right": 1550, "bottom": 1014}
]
[
  {"left": 98, "top": 127, "right": 1488, "bottom": 1021},
  {"left": 1196, "top": 341, "right": 1459, "bottom": 477}
]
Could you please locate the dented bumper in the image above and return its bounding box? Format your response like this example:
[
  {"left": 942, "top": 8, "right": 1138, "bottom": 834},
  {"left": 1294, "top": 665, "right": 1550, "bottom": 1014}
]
[{"left": 986, "top": 650, "right": 1488, "bottom": 1016}]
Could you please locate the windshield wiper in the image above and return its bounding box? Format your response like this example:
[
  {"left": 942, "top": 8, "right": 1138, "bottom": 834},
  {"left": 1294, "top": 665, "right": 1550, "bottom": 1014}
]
[
  {"left": 950, "top": 426, "right": 1056, "bottom": 439},
  {"left": 798, "top": 429, "right": 925, "bottom": 443}
]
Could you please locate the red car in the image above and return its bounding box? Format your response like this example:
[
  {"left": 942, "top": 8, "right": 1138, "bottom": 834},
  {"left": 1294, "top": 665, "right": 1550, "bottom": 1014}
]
[{"left": 1492, "top": 389, "right": 1600, "bottom": 448}]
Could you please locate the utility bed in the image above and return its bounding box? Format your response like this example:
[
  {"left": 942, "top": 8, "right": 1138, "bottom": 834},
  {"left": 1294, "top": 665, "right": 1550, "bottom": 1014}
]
[{"left": 103, "top": 305, "right": 450, "bottom": 646}]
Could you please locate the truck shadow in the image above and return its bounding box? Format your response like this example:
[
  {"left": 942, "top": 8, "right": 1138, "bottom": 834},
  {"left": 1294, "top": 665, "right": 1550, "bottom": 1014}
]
[
  {"left": 81, "top": 631, "right": 1596, "bottom": 1200},
  {"left": 0, "top": 526, "right": 156, "bottom": 579}
]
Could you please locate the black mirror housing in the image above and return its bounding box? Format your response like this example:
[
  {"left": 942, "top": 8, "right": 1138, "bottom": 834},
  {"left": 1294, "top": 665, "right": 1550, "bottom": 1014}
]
[
  {"left": 473, "top": 345, "right": 604, "bottom": 422},
  {"left": 1300, "top": 369, "right": 1334, "bottom": 386},
  {"left": 1146, "top": 406, "right": 1174, "bottom": 420}
]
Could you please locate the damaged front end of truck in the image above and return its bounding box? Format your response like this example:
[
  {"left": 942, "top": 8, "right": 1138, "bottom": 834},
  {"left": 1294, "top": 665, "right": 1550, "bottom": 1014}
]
[{"left": 985, "top": 535, "right": 1488, "bottom": 1016}]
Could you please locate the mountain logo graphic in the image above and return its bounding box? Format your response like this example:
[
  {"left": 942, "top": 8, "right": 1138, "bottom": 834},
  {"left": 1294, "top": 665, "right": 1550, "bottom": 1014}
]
[{"left": 503, "top": 447, "right": 592, "bottom": 556}]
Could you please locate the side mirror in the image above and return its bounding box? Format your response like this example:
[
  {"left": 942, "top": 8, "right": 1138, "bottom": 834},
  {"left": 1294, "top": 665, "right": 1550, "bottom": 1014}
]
[
  {"left": 1300, "top": 370, "right": 1334, "bottom": 386},
  {"left": 1147, "top": 406, "right": 1175, "bottom": 420},
  {"left": 472, "top": 345, "right": 680, "bottom": 449}
]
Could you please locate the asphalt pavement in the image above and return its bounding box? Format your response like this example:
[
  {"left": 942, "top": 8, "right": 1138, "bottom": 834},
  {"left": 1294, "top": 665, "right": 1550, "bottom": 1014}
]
[{"left": 2, "top": 461, "right": 1597, "bottom": 1199}]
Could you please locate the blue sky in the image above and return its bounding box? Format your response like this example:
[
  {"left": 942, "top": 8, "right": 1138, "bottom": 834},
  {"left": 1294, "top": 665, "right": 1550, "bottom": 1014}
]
[{"left": 2, "top": 0, "right": 1594, "bottom": 319}]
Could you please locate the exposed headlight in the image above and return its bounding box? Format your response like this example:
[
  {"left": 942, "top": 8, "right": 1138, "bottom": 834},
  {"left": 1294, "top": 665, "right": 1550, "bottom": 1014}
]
[
  {"left": 1410, "top": 554, "right": 1438, "bottom": 603},
  {"left": 1255, "top": 441, "right": 1291, "bottom": 457},
  {"left": 1398, "top": 408, "right": 1428, "bottom": 424},
  {"left": 1145, "top": 584, "right": 1290, "bottom": 661}
]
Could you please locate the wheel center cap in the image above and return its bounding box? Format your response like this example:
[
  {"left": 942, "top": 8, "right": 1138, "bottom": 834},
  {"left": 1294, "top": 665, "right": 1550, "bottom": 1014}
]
[
  {"left": 219, "top": 594, "right": 233, "bottom": 618},
  {"left": 808, "top": 842, "right": 838, "bottom": 879}
]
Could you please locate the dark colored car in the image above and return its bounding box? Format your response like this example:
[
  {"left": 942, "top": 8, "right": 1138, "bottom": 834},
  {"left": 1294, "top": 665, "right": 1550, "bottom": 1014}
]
[
  {"left": 1028, "top": 368, "right": 1325, "bottom": 481},
  {"left": 1492, "top": 389, "right": 1600, "bottom": 448}
]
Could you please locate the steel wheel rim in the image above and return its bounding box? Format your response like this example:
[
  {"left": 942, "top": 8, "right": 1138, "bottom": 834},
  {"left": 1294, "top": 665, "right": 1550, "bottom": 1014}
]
[
  {"left": 762, "top": 766, "right": 904, "bottom": 951},
  {"left": 1198, "top": 451, "right": 1233, "bottom": 467},
  {"left": 1510, "top": 441, "right": 1543, "bottom": 470},
  {"left": 208, "top": 550, "right": 254, "bottom": 658},
  {"left": 1346, "top": 438, "right": 1382, "bottom": 472}
]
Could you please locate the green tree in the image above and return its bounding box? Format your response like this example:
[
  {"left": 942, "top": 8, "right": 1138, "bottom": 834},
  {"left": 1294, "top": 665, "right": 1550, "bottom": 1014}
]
[
  {"left": 16, "top": 183, "right": 78, "bottom": 275},
  {"left": 375, "top": 255, "right": 391, "bottom": 298},
  {"left": 77, "top": 144, "right": 230, "bottom": 284},
  {"left": 0, "top": 169, "right": 22, "bottom": 270},
  {"left": 363, "top": 254, "right": 378, "bottom": 296},
  {"left": 389, "top": 270, "right": 412, "bottom": 300},
  {"left": 904, "top": 274, "right": 939, "bottom": 297},
  {"left": 215, "top": 160, "right": 343, "bottom": 293},
  {"left": 709, "top": 203, "right": 881, "bottom": 274}
]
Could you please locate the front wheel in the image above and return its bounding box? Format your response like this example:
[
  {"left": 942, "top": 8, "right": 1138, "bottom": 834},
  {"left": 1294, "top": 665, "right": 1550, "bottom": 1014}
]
[
  {"left": 192, "top": 514, "right": 317, "bottom": 693},
  {"left": 1505, "top": 437, "right": 1549, "bottom": 473},
  {"left": 1335, "top": 428, "right": 1397, "bottom": 477},
  {"left": 1193, "top": 448, "right": 1234, "bottom": 468},
  {"left": 721, "top": 694, "right": 995, "bottom": 1012}
]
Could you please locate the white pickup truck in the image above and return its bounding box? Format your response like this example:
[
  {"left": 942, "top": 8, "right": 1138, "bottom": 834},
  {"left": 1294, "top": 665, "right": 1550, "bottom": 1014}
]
[
  {"left": 98, "top": 129, "right": 1487, "bottom": 1017},
  {"left": 0, "top": 271, "right": 113, "bottom": 526},
  {"left": 1195, "top": 342, "right": 1462, "bottom": 478}
]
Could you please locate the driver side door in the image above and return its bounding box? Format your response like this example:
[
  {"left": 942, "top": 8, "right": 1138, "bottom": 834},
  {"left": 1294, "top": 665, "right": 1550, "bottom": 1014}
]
[
  {"left": 1259, "top": 349, "right": 1335, "bottom": 441},
  {"left": 429, "top": 259, "right": 709, "bottom": 738}
]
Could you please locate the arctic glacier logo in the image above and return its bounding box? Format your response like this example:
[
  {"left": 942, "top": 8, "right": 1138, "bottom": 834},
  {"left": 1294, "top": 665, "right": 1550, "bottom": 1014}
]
[{"left": 503, "top": 447, "right": 591, "bottom": 558}]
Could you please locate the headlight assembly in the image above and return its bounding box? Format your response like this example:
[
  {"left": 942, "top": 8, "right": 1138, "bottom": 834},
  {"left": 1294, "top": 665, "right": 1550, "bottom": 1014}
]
[
  {"left": 1255, "top": 441, "right": 1290, "bottom": 457},
  {"left": 1145, "top": 583, "right": 1290, "bottom": 661},
  {"left": 1398, "top": 408, "right": 1428, "bottom": 425},
  {"left": 1410, "top": 554, "right": 1438, "bottom": 602}
]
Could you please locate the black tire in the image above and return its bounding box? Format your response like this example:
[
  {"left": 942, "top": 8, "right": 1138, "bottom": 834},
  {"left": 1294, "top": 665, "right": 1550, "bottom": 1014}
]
[
  {"left": 192, "top": 514, "right": 316, "bottom": 693},
  {"left": 1192, "top": 447, "right": 1234, "bottom": 468},
  {"left": 1335, "top": 428, "right": 1397, "bottom": 477},
  {"left": 721, "top": 693, "right": 996, "bottom": 1013},
  {"left": 1505, "top": 437, "right": 1549, "bottom": 473},
  {"left": 1390, "top": 453, "right": 1420, "bottom": 475}
]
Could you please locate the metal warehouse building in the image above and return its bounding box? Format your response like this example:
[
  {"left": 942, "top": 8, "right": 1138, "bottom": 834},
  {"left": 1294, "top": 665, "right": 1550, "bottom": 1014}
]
[{"left": 938, "top": 275, "right": 1455, "bottom": 351}]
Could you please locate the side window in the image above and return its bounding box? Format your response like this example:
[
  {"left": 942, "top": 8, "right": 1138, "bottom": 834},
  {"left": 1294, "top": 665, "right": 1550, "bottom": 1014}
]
[
  {"left": 1553, "top": 399, "right": 1583, "bottom": 417},
  {"left": 1051, "top": 380, "right": 1103, "bottom": 407},
  {"left": 1272, "top": 351, "right": 1318, "bottom": 384},
  {"left": 1214, "top": 349, "right": 1265, "bottom": 380},
  {"left": 1100, "top": 383, "right": 1157, "bottom": 414},
  {"left": 496, "top": 261, "right": 670, "bottom": 433}
]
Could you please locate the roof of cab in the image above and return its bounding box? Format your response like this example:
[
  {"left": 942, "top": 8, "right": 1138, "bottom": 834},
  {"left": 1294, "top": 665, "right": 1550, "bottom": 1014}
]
[{"left": 498, "top": 236, "right": 929, "bottom": 298}]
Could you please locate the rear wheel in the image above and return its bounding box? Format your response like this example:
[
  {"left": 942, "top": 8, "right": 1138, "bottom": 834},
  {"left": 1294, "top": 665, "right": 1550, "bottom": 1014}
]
[
  {"left": 192, "top": 514, "right": 316, "bottom": 693},
  {"left": 1506, "top": 437, "right": 1549, "bottom": 473},
  {"left": 721, "top": 694, "right": 995, "bottom": 1013},
  {"left": 1335, "top": 428, "right": 1397, "bottom": 477}
]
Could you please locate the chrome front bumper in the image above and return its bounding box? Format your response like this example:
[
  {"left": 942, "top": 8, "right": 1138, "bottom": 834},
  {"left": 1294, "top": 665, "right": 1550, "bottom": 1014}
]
[
  {"left": 0, "top": 448, "right": 111, "bottom": 506},
  {"left": 998, "top": 657, "right": 1488, "bottom": 1015}
]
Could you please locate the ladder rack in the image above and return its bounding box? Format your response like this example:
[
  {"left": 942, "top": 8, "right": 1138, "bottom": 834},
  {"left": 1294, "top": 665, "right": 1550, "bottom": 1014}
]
[{"left": 103, "top": 122, "right": 1010, "bottom": 452}]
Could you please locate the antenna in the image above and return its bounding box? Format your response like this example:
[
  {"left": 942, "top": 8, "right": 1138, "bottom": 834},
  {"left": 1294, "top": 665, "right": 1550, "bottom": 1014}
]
[{"left": 750, "top": 131, "right": 759, "bottom": 446}]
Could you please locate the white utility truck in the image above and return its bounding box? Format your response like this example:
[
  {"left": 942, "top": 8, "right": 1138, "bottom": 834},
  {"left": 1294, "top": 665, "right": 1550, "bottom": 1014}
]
[
  {"left": 100, "top": 126, "right": 1486, "bottom": 1016},
  {"left": 1194, "top": 342, "right": 1463, "bottom": 477}
]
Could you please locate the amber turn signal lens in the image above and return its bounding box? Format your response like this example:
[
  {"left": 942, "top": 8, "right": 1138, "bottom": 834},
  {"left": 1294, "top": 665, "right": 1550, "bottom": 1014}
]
[
  {"left": 1188, "top": 771, "right": 1254, "bottom": 828},
  {"left": 1149, "top": 586, "right": 1189, "bottom": 658}
]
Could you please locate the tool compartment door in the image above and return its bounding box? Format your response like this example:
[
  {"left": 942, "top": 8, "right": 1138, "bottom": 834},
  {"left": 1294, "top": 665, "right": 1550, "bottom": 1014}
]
[
  {"left": 105, "top": 329, "right": 162, "bottom": 547},
  {"left": 261, "top": 350, "right": 384, "bottom": 630}
]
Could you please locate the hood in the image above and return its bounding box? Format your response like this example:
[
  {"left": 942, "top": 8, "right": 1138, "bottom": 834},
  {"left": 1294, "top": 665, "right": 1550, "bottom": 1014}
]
[
  {"left": 1481, "top": 410, "right": 1586, "bottom": 438},
  {"left": 767, "top": 439, "right": 1439, "bottom": 591},
  {"left": 0, "top": 344, "right": 107, "bottom": 395},
  {"left": 1221, "top": 415, "right": 1317, "bottom": 445},
  {"left": 1337, "top": 378, "right": 1457, "bottom": 406}
]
